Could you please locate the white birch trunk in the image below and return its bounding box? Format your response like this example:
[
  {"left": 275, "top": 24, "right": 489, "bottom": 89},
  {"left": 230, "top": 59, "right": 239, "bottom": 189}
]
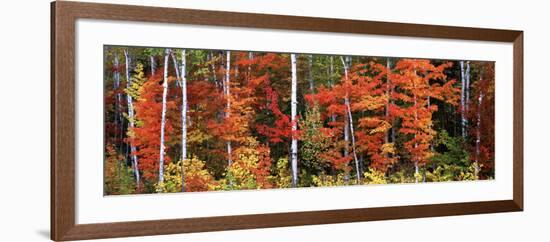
[
  {"left": 248, "top": 52, "right": 253, "bottom": 77},
  {"left": 150, "top": 55, "right": 155, "bottom": 76},
  {"left": 475, "top": 90, "right": 483, "bottom": 180},
  {"left": 171, "top": 53, "right": 181, "bottom": 81},
  {"left": 341, "top": 56, "right": 360, "bottom": 183},
  {"left": 181, "top": 49, "right": 188, "bottom": 191},
  {"left": 123, "top": 49, "right": 140, "bottom": 190},
  {"left": 247, "top": 52, "right": 253, "bottom": 82},
  {"left": 465, "top": 61, "right": 471, "bottom": 114},
  {"left": 234, "top": 56, "right": 239, "bottom": 79},
  {"left": 209, "top": 52, "right": 219, "bottom": 89},
  {"left": 308, "top": 54, "right": 314, "bottom": 93},
  {"left": 341, "top": 57, "right": 350, "bottom": 159},
  {"left": 158, "top": 49, "right": 170, "bottom": 187},
  {"left": 113, "top": 53, "right": 123, "bottom": 151},
  {"left": 415, "top": 161, "right": 419, "bottom": 183},
  {"left": 290, "top": 54, "right": 299, "bottom": 187},
  {"left": 171, "top": 52, "right": 181, "bottom": 95},
  {"left": 225, "top": 51, "right": 232, "bottom": 167},
  {"left": 460, "top": 61, "right": 466, "bottom": 139},
  {"left": 344, "top": 119, "right": 350, "bottom": 156},
  {"left": 345, "top": 98, "right": 360, "bottom": 184}
]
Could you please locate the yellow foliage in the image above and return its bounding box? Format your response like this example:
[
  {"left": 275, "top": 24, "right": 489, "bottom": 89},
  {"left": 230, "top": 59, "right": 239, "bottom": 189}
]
[
  {"left": 363, "top": 168, "right": 387, "bottom": 185},
  {"left": 270, "top": 158, "right": 292, "bottom": 188},
  {"left": 104, "top": 144, "right": 136, "bottom": 195},
  {"left": 225, "top": 137, "right": 273, "bottom": 190},
  {"left": 356, "top": 95, "right": 386, "bottom": 111},
  {"left": 155, "top": 156, "right": 216, "bottom": 193},
  {"left": 311, "top": 173, "right": 350, "bottom": 187},
  {"left": 370, "top": 120, "right": 392, "bottom": 134},
  {"left": 380, "top": 143, "right": 395, "bottom": 155},
  {"left": 187, "top": 129, "right": 212, "bottom": 144}
]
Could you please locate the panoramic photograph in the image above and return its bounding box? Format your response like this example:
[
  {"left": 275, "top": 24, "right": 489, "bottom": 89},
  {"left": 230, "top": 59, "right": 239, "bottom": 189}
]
[{"left": 103, "top": 46, "right": 495, "bottom": 195}]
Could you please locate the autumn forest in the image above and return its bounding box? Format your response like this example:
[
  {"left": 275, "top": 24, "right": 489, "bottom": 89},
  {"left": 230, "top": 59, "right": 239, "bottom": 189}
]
[{"left": 104, "top": 46, "right": 495, "bottom": 195}]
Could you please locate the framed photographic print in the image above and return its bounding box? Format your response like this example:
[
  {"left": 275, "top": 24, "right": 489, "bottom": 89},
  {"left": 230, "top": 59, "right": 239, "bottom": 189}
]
[{"left": 51, "top": 1, "right": 523, "bottom": 241}]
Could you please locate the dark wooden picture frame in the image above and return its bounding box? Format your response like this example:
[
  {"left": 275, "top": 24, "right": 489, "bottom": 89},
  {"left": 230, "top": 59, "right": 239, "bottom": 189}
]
[{"left": 51, "top": 1, "right": 523, "bottom": 241}]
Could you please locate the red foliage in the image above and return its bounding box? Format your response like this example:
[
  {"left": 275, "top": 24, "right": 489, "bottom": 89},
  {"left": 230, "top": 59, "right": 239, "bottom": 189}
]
[
  {"left": 392, "top": 59, "right": 459, "bottom": 167},
  {"left": 466, "top": 62, "right": 495, "bottom": 175},
  {"left": 128, "top": 72, "right": 177, "bottom": 181},
  {"left": 256, "top": 86, "right": 293, "bottom": 143}
]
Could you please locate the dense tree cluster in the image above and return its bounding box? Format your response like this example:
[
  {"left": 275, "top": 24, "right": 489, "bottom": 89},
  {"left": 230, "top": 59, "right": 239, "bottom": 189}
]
[{"left": 104, "top": 46, "right": 495, "bottom": 195}]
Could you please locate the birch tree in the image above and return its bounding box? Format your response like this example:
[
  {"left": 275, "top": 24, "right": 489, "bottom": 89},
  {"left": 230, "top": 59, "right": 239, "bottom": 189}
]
[
  {"left": 475, "top": 90, "right": 483, "bottom": 179},
  {"left": 460, "top": 61, "right": 466, "bottom": 139},
  {"left": 113, "top": 53, "right": 123, "bottom": 152},
  {"left": 150, "top": 55, "right": 155, "bottom": 76},
  {"left": 171, "top": 52, "right": 181, "bottom": 81},
  {"left": 225, "top": 51, "right": 233, "bottom": 167},
  {"left": 340, "top": 56, "right": 360, "bottom": 183},
  {"left": 384, "top": 58, "right": 395, "bottom": 163},
  {"left": 158, "top": 49, "right": 171, "bottom": 188},
  {"left": 290, "top": 53, "right": 299, "bottom": 187},
  {"left": 209, "top": 51, "right": 220, "bottom": 89},
  {"left": 342, "top": 59, "right": 350, "bottom": 161},
  {"left": 171, "top": 49, "right": 188, "bottom": 191},
  {"left": 308, "top": 54, "right": 314, "bottom": 93},
  {"left": 465, "top": 61, "right": 471, "bottom": 114},
  {"left": 123, "top": 49, "right": 140, "bottom": 190},
  {"left": 180, "top": 49, "right": 188, "bottom": 191}
]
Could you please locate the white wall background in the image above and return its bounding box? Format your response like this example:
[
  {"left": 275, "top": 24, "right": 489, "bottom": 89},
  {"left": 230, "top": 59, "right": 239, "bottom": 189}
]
[{"left": 0, "top": 0, "right": 547, "bottom": 241}]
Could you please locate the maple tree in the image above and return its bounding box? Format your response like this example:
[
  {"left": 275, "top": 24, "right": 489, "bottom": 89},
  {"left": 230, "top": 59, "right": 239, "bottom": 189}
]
[
  {"left": 129, "top": 66, "right": 177, "bottom": 183},
  {"left": 390, "top": 59, "right": 460, "bottom": 182}
]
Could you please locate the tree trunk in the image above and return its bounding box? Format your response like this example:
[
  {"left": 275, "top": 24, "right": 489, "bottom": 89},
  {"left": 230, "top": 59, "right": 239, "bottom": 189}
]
[
  {"left": 460, "top": 61, "right": 466, "bottom": 139},
  {"left": 113, "top": 52, "right": 123, "bottom": 186},
  {"left": 225, "top": 51, "right": 232, "bottom": 167},
  {"left": 234, "top": 55, "right": 239, "bottom": 79},
  {"left": 342, "top": 57, "right": 350, "bottom": 159},
  {"left": 171, "top": 53, "right": 181, "bottom": 81},
  {"left": 158, "top": 49, "right": 170, "bottom": 187},
  {"left": 475, "top": 90, "right": 483, "bottom": 180},
  {"left": 113, "top": 53, "right": 123, "bottom": 153},
  {"left": 180, "top": 49, "right": 188, "bottom": 192},
  {"left": 344, "top": 115, "right": 350, "bottom": 157},
  {"left": 246, "top": 51, "right": 254, "bottom": 84},
  {"left": 150, "top": 55, "right": 155, "bottom": 76},
  {"left": 415, "top": 161, "right": 419, "bottom": 183},
  {"left": 345, "top": 98, "right": 360, "bottom": 184},
  {"left": 290, "top": 54, "right": 299, "bottom": 187},
  {"left": 308, "top": 54, "right": 314, "bottom": 93},
  {"left": 248, "top": 52, "right": 253, "bottom": 82},
  {"left": 209, "top": 51, "right": 219, "bottom": 89},
  {"left": 171, "top": 52, "right": 181, "bottom": 98},
  {"left": 341, "top": 56, "right": 360, "bottom": 183},
  {"left": 123, "top": 49, "right": 140, "bottom": 191},
  {"left": 465, "top": 61, "right": 471, "bottom": 114}
]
